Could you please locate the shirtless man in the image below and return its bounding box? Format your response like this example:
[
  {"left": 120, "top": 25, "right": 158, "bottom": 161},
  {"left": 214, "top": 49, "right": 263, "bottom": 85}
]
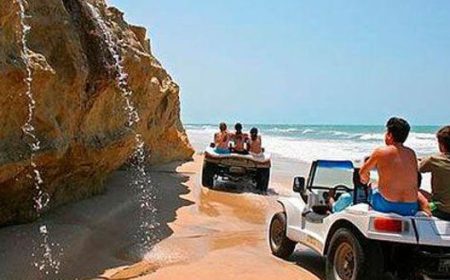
[
  {"left": 248, "top": 127, "right": 263, "bottom": 155},
  {"left": 360, "top": 117, "right": 419, "bottom": 216},
  {"left": 214, "top": 122, "right": 231, "bottom": 154},
  {"left": 231, "top": 123, "right": 249, "bottom": 154}
]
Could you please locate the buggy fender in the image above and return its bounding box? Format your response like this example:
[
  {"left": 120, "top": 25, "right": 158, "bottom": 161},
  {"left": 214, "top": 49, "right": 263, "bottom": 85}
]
[
  {"left": 277, "top": 196, "right": 304, "bottom": 242},
  {"left": 321, "top": 206, "right": 419, "bottom": 254}
]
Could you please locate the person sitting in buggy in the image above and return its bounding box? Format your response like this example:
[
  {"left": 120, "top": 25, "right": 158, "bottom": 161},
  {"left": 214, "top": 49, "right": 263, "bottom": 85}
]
[
  {"left": 419, "top": 125, "right": 450, "bottom": 220},
  {"left": 359, "top": 117, "right": 420, "bottom": 216},
  {"left": 314, "top": 118, "right": 427, "bottom": 217},
  {"left": 213, "top": 122, "right": 231, "bottom": 154},
  {"left": 326, "top": 167, "right": 368, "bottom": 213},
  {"left": 230, "top": 123, "right": 249, "bottom": 155},
  {"left": 248, "top": 127, "right": 263, "bottom": 155}
]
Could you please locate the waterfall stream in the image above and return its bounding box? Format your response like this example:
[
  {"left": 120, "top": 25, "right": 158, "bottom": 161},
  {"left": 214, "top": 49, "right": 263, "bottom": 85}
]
[
  {"left": 16, "top": 0, "right": 61, "bottom": 275},
  {"left": 86, "top": 3, "right": 159, "bottom": 252}
]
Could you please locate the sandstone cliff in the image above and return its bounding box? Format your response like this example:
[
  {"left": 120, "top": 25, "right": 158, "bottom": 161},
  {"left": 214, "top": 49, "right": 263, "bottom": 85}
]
[{"left": 0, "top": 0, "right": 194, "bottom": 225}]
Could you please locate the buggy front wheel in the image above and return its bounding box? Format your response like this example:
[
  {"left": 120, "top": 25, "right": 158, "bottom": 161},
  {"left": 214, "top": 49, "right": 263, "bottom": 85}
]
[
  {"left": 326, "top": 228, "right": 383, "bottom": 280},
  {"left": 269, "top": 212, "right": 296, "bottom": 259}
]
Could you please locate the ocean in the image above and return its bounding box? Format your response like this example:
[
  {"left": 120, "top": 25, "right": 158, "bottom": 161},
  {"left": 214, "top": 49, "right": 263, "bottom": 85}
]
[{"left": 185, "top": 124, "right": 440, "bottom": 163}]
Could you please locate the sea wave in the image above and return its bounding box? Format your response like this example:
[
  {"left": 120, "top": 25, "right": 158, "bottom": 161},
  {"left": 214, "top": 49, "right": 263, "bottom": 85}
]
[
  {"left": 264, "top": 127, "right": 316, "bottom": 134},
  {"left": 302, "top": 129, "right": 315, "bottom": 134},
  {"left": 359, "top": 133, "right": 384, "bottom": 141},
  {"left": 359, "top": 132, "right": 435, "bottom": 141},
  {"left": 267, "top": 127, "right": 302, "bottom": 133},
  {"left": 185, "top": 124, "right": 436, "bottom": 189},
  {"left": 263, "top": 137, "right": 374, "bottom": 162},
  {"left": 185, "top": 125, "right": 438, "bottom": 162},
  {"left": 412, "top": 132, "right": 436, "bottom": 140}
]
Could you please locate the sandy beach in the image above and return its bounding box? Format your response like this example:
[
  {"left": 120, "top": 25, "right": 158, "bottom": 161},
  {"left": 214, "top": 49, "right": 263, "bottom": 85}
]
[
  {"left": 1, "top": 1, "right": 447, "bottom": 279},
  {"left": 0, "top": 153, "right": 324, "bottom": 280}
]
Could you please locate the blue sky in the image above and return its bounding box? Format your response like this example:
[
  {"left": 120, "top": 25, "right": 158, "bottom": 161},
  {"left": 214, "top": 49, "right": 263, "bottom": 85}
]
[{"left": 109, "top": 0, "right": 450, "bottom": 125}]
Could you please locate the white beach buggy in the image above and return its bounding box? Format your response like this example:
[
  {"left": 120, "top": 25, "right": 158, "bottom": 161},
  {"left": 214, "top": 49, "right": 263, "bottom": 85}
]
[
  {"left": 269, "top": 160, "right": 450, "bottom": 280},
  {"left": 202, "top": 147, "right": 271, "bottom": 192}
]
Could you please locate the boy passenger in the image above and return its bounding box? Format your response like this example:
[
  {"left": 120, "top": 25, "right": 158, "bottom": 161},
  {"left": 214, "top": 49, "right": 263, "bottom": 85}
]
[{"left": 419, "top": 126, "right": 450, "bottom": 220}]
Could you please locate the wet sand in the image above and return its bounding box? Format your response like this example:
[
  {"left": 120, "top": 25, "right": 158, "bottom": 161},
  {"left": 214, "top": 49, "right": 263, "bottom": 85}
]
[
  {"left": 97, "top": 155, "right": 323, "bottom": 280},
  {"left": 0, "top": 154, "right": 324, "bottom": 280}
]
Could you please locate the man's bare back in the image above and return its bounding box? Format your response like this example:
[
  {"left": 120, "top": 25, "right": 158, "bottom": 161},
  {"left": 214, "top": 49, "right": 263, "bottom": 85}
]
[
  {"left": 232, "top": 132, "right": 248, "bottom": 152},
  {"left": 360, "top": 117, "right": 420, "bottom": 208},
  {"left": 249, "top": 135, "right": 262, "bottom": 154},
  {"left": 214, "top": 131, "right": 230, "bottom": 149},
  {"left": 214, "top": 122, "right": 231, "bottom": 150},
  {"left": 361, "top": 145, "right": 418, "bottom": 203},
  {"left": 248, "top": 127, "right": 262, "bottom": 154}
]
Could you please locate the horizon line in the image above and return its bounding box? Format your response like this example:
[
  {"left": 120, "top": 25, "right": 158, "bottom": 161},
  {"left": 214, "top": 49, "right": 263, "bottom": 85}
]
[{"left": 184, "top": 122, "right": 443, "bottom": 127}]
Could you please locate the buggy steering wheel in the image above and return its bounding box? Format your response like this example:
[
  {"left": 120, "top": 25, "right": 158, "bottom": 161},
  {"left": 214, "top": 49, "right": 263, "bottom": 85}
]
[
  {"left": 324, "top": 185, "right": 352, "bottom": 201},
  {"left": 333, "top": 184, "right": 352, "bottom": 192}
]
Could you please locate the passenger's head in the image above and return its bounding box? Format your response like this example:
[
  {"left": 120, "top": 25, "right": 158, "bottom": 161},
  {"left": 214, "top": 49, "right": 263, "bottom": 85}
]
[
  {"left": 385, "top": 117, "right": 410, "bottom": 145},
  {"left": 235, "top": 123, "right": 243, "bottom": 133},
  {"left": 219, "top": 122, "right": 227, "bottom": 132},
  {"left": 250, "top": 127, "right": 258, "bottom": 139},
  {"left": 437, "top": 126, "right": 450, "bottom": 153}
]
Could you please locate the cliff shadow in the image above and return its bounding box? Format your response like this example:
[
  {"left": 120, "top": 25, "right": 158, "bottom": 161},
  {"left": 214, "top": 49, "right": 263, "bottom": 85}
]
[{"left": 0, "top": 160, "right": 193, "bottom": 280}]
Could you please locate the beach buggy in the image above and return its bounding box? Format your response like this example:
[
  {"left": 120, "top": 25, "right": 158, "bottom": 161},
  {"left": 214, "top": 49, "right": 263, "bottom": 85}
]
[
  {"left": 202, "top": 146, "right": 271, "bottom": 192},
  {"left": 269, "top": 160, "right": 450, "bottom": 280}
]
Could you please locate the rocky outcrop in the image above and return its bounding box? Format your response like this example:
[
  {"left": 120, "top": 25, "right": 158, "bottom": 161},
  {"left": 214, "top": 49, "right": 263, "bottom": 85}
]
[{"left": 0, "top": 0, "right": 193, "bottom": 225}]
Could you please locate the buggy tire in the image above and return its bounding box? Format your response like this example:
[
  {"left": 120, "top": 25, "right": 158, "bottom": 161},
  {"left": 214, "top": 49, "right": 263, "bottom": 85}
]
[
  {"left": 256, "top": 168, "right": 270, "bottom": 192},
  {"left": 202, "top": 161, "right": 216, "bottom": 188},
  {"left": 326, "top": 228, "right": 383, "bottom": 280},
  {"left": 269, "top": 212, "right": 296, "bottom": 259}
]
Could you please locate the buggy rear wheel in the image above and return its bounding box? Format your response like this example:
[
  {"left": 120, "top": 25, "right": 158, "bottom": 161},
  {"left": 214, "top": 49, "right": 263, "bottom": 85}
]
[
  {"left": 256, "top": 168, "right": 270, "bottom": 192},
  {"left": 202, "top": 161, "right": 216, "bottom": 188},
  {"left": 326, "top": 228, "right": 383, "bottom": 280}
]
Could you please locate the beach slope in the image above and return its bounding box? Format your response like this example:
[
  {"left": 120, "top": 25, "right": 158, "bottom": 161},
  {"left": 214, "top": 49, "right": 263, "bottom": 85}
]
[{"left": 0, "top": 155, "right": 322, "bottom": 279}]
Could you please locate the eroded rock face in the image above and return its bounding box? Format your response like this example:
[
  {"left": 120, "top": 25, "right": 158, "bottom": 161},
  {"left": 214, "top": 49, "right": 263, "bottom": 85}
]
[{"left": 0, "top": 0, "right": 194, "bottom": 225}]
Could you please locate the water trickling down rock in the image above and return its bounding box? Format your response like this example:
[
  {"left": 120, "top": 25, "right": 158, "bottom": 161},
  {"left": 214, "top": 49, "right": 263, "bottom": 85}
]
[
  {"left": 16, "top": 0, "right": 62, "bottom": 274},
  {"left": 86, "top": 2, "right": 159, "bottom": 251},
  {"left": 0, "top": 0, "right": 193, "bottom": 226}
]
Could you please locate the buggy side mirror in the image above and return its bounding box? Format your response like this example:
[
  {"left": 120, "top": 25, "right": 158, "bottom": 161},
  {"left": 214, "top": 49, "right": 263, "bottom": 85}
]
[
  {"left": 293, "top": 177, "right": 306, "bottom": 193},
  {"left": 293, "top": 177, "right": 308, "bottom": 203}
]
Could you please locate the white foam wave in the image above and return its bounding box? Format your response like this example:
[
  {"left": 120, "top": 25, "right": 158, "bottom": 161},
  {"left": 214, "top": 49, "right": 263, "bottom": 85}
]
[
  {"left": 328, "top": 131, "right": 363, "bottom": 139},
  {"left": 359, "top": 132, "right": 436, "bottom": 141},
  {"left": 412, "top": 132, "right": 436, "bottom": 140},
  {"left": 359, "top": 133, "right": 384, "bottom": 141},
  {"left": 263, "top": 136, "right": 375, "bottom": 162},
  {"left": 186, "top": 127, "right": 438, "bottom": 162},
  {"left": 269, "top": 127, "right": 301, "bottom": 133},
  {"left": 185, "top": 126, "right": 435, "bottom": 190}
]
